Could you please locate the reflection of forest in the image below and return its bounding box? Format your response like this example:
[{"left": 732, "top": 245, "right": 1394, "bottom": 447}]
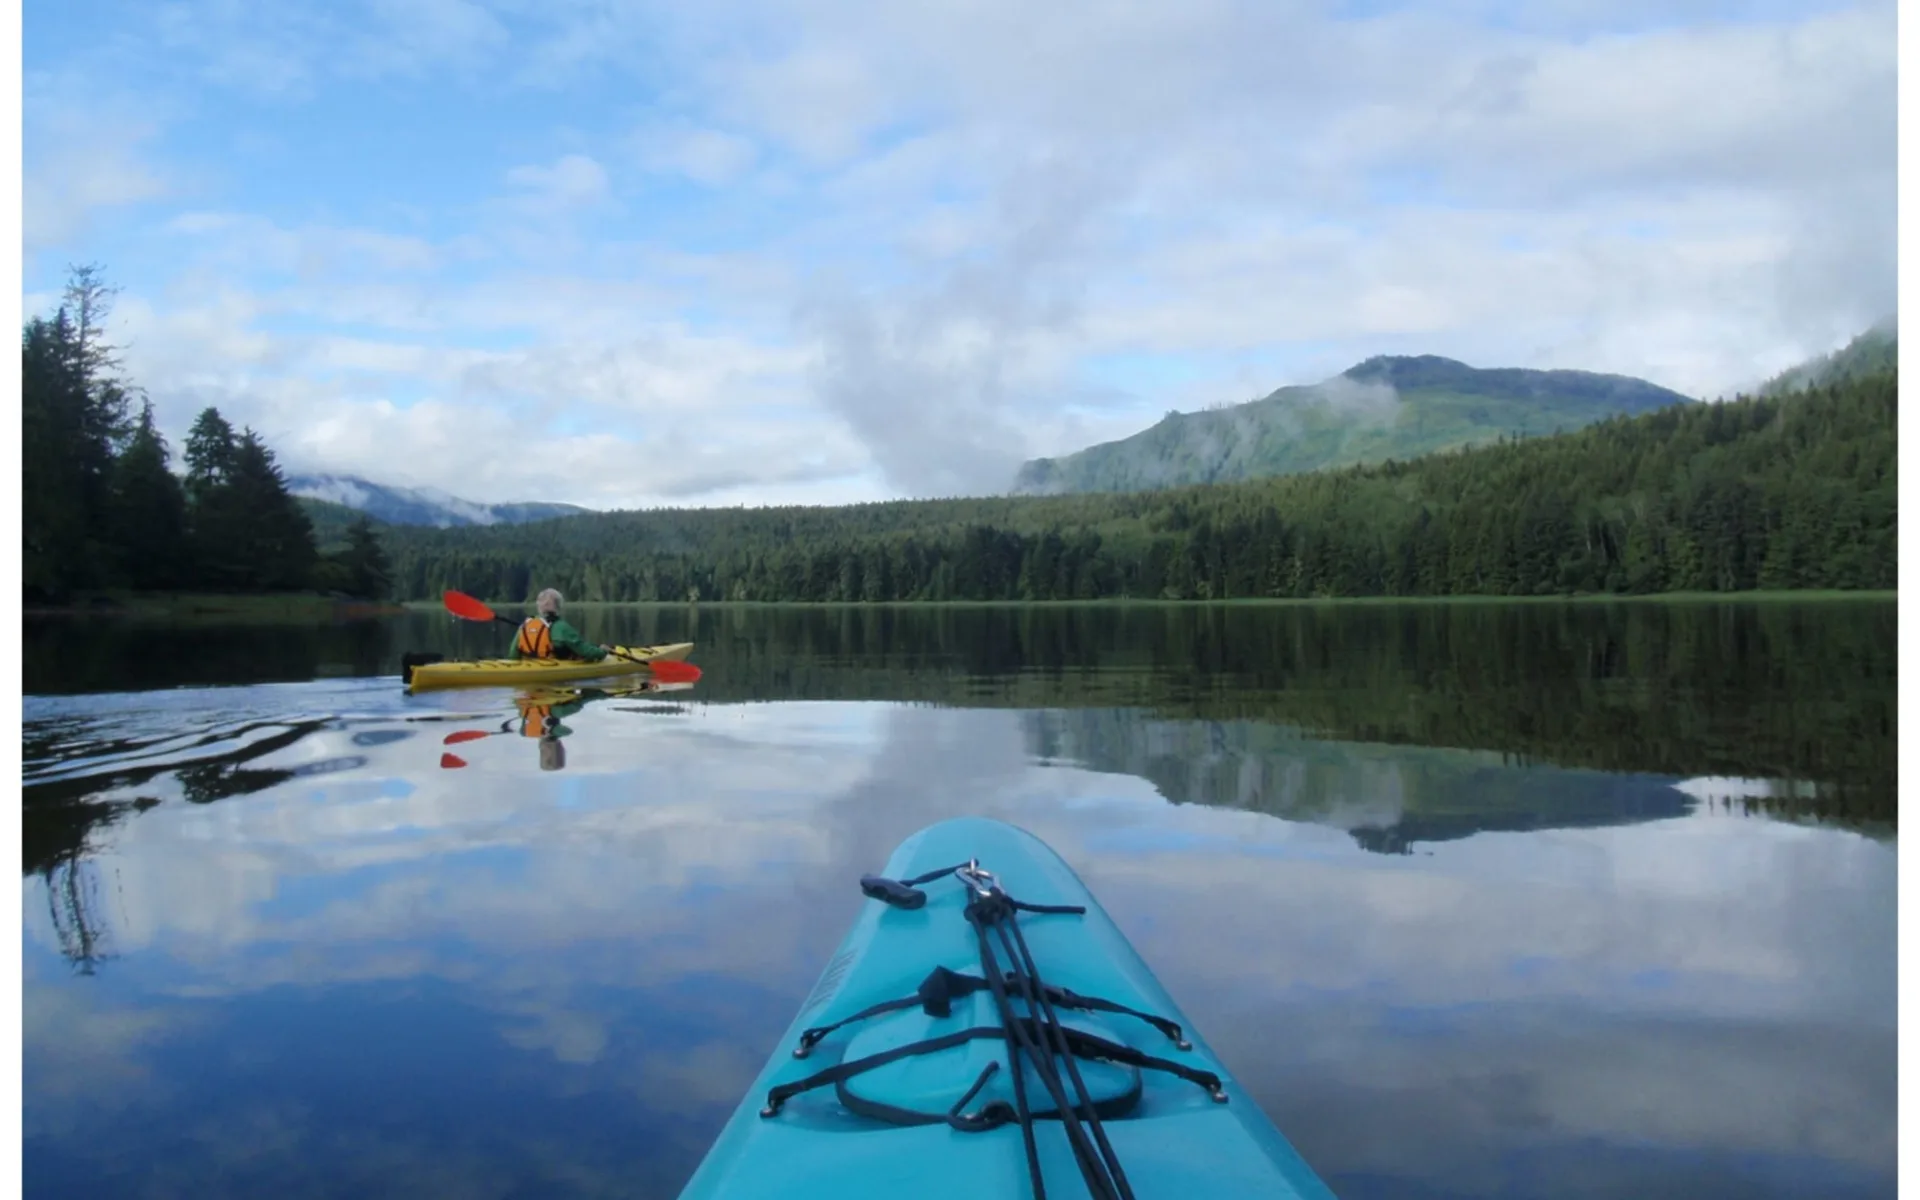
[
  {"left": 1023, "top": 709, "right": 1706, "bottom": 853},
  {"left": 646, "top": 601, "right": 1896, "bottom": 830},
  {"left": 43, "top": 852, "right": 114, "bottom": 974},
  {"left": 25, "top": 616, "right": 397, "bottom": 696},
  {"left": 24, "top": 600, "right": 1892, "bottom": 898},
  {"left": 21, "top": 682, "right": 690, "bottom": 895},
  {"left": 23, "top": 716, "right": 365, "bottom": 878}
]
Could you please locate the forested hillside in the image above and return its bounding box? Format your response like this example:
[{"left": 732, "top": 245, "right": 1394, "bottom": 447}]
[
  {"left": 381, "top": 367, "right": 1894, "bottom": 603},
  {"left": 1759, "top": 322, "right": 1897, "bottom": 396},
  {"left": 299, "top": 497, "right": 389, "bottom": 554},
  {"left": 1012, "top": 355, "right": 1695, "bottom": 495},
  {"left": 287, "top": 473, "right": 590, "bottom": 528}
]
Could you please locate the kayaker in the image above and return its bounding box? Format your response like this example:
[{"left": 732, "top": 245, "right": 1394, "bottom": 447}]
[{"left": 510, "top": 589, "right": 611, "bottom": 662}]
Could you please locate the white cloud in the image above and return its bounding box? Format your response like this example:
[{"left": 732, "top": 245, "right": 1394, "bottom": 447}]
[
  {"left": 22, "top": 76, "right": 172, "bottom": 255},
  {"left": 503, "top": 154, "right": 614, "bottom": 212},
  {"left": 104, "top": 255, "right": 876, "bottom": 506},
  {"left": 632, "top": 122, "right": 761, "bottom": 186},
  {"left": 144, "top": 0, "right": 335, "bottom": 97},
  {"left": 20, "top": 0, "right": 1896, "bottom": 505},
  {"left": 166, "top": 212, "right": 441, "bottom": 276},
  {"left": 707, "top": 41, "right": 904, "bottom": 165},
  {"left": 116, "top": 0, "right": 518, "bottom": 97},
  {"left": 1065, "top": 197, "right": 1822, "bottom": 396},
  {"left": 350, "top": 0, "right": 512, "bottom": 80},
  {"left": 1394, "top": 6, "right": 1896, "bottom": 198}
]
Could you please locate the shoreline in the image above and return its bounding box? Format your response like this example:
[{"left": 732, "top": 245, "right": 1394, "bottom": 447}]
[
  {"left": 26, "top": 592, "right": 411, "bottom": 620},
  {"left": 399, "top": 589, "right": 1896, "bottom": 610}
]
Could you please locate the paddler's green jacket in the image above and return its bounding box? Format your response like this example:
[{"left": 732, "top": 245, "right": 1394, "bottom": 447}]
[{"left": 508, "top": 615, "right": 609, "bottom": 662}]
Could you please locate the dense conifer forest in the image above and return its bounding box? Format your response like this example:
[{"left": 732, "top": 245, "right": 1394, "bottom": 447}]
[{"left": 380, "top": 366, "right": 1894, "bottom": 603}]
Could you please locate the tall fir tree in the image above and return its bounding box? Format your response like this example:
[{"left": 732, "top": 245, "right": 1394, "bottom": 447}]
[
  {"left": 22, "top": 312, "right": 87, "bottom": 596},
  {"left": 107, "top": 402, "right": 190, "bottom": 590},
  {"left": 21, "top": 266, "right": 136, "bottom": 597},
  {"left": 183, "top": 407, "right": 239, "bottom": 503},
  {"left": 226, "top": 428, "right": 319, "bottom": 590},
  {"left": 183, "top": 407, "right": 249, "bottom": 588},
  {"left": 337, "top": 516, "right": 392, "bottom": 599}
]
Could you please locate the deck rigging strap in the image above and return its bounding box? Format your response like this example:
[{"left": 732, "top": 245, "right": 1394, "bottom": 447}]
[
  {"left": 759, "top": 1019, "right": 1219, "bottom": 1123},
  {"left": 790, "top": 964, "right": 1191, "bottom": 1057},
  {"left": 964, "top": 868, "right": 1131, "bottom": 1200},
  {"left": 762, "top": 859, "right": 1227, "bottom": 1200}
]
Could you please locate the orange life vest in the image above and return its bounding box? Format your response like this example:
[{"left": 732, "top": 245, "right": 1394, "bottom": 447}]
[{"left": 516, "top": 616, "right": 553, "bottom": 658}]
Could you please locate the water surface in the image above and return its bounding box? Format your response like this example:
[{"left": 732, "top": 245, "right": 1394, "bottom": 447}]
[{"left": 23, "top": 601, "right": 1897, "bottom": 1198}]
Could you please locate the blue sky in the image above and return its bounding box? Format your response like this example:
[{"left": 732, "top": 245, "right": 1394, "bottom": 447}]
[{"left": 21, "top": 0, "right": 1899, "bottom": 509}]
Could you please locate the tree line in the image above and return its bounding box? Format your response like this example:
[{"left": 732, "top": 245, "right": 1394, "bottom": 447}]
[
  {"left": 22, "top": 266, "right": 392, "bottom": 603},
  {"left": 25, "top": 262, "right": 1892, "bottom": 606},
  {"left": 381, "top": 365, "right": 1895, "bottom": 602}
]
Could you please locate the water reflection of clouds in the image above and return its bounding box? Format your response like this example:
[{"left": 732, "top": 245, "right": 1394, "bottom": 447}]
[
  {"left": 29, "top": 698, "right": 1896, "bottom": 1018},
  {"left": 497, "top": 996, "right": 612, "bottom": 1066},
  {"left": 26, "top": 711, "right": 920, "bottom": 1014},
  {"left": 22, "top": 969, "right": 185, "bottom": 1122},
  {"left": 1063, "top": 813, "right": 1894, "bottom": 1022},
  {"left": 22, "top": 697, "right": 1896, "bottom": 1197},
  {"left": 1216, "top": 1005, "right": 1894, "bottom": 1194},
  {"left": 1034, "top": 808, "right": 1895, "bottom": 1188}
]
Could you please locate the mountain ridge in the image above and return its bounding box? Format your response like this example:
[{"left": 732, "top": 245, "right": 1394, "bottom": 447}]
[
  {"left": 1014, "top": 354, "right": 1698, "bottom": 496},
  {"left": 1757, "top": 319, "right": 1897, "bottom": 396},
  {"left": 285, "top": 473, "right": 592, "bottom": 528}
]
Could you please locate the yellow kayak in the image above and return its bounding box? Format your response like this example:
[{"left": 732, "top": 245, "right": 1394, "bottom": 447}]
[{"left": 403, "top": 642, "right": 697, "bottom": 692}]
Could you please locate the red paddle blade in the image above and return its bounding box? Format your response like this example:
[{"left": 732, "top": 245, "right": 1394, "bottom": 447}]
[
  {"left": 444, "top": 729, "right": 492, "bottom": 745},
  {"left": 649, "top": 660, "right": 702, "bottom": 683},
  {"left": 439, "top": 752, "right": 468, "bottom": 769},
  {"left": 443, "top": 590, "right": 498, "bottom": 623}
]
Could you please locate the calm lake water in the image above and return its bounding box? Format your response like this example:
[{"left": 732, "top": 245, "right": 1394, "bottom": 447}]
[{"left": 22, "top": 601, "right": 1897, "bottom": 1199}]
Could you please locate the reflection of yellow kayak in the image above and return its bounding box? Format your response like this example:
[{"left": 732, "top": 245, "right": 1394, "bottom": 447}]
[
  {"left": 512, "top": 678, "right": 693, "bottom": 708},
  {"left": 404, "top": 642, "right": 696, "bottom": 692}
]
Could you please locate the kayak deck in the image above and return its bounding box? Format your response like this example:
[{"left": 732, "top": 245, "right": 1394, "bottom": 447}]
[
  {"left": 677, "top": 817, "right": 1336, "bottom": 1199},
  {"left": 404, "top": 642, "right": 695, "bottom": 691}
]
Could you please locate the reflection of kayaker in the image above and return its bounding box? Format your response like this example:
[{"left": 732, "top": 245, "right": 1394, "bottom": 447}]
[
  {"left": 516, "top": 678, "right": 677, "bottom": 737},
  {"left": 516, "top": 689, "right": 582, "bottom": 738},
  {"left": 438, "top": 678, "right": 690, "bottom": 772},
  {"left": 524, "top": 679, "right": 681, "bottom": 770}
]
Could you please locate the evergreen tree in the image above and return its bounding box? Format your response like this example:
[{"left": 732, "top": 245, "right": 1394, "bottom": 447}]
[
  {"left": 183, "top": 407, "right": 249, "bottom": 588},
  {"left": 226, "top": 429, "right": 319, "bottom": 590},
  {"left": 336, "top": 516, "right": 393, "bottom": 600},
  {"left": 22, "top": 313, "right": 87, "bottom": 597},
  {"left": 178, "top": 410, "right": 319, "bottom": 591},
  {"left": 184, "top": 407, "right": 239, "bottom": 503},
  {"left": 107, "top": 401, "right": 190, "bottom": 589},
  {"left": 21, "top": 265, "right": 136, "bottom": 596}
]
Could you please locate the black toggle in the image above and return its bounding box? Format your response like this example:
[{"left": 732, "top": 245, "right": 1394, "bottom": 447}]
[{"left": 860, "top": 874, "right": 928, "bottom": 909}]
